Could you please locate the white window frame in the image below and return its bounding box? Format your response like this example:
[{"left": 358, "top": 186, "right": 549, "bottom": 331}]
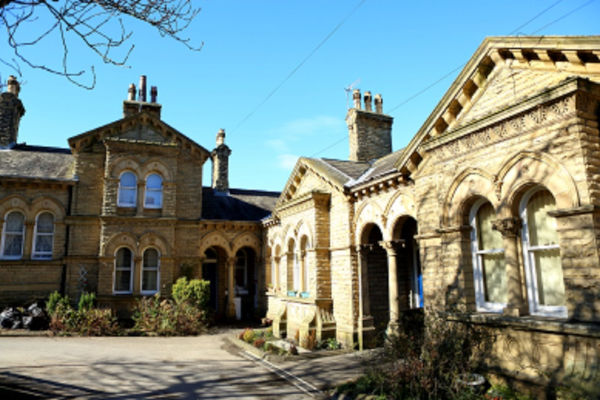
[
  {"left": 520, "top": 188, "right": 567, "bottom": 318},
  {"left": 32, "top": 211, "right": 55, "bottom": 260},
  {"left": 117, "top": 171, "right": 137, "bottom": 208},
  {"left": 141, "top": 247, "right": 160, "bottom": 295},
  {"left": 1, "top": 211, "right": 25, "bottom": 260},
  {"left": 113, "top": 247, "right": 134, "bottom": 294},
  {"left": 143, "top": 173, "right": 163, "bottom": 209},
  {"left": 469, "top": 199, "right": 506, "bottom": 313}
]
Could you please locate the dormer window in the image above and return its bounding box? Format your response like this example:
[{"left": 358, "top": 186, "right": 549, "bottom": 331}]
[
  {"left": 118, "top": 172, "right": 137, "bottom": 207},
  {"left": 144, "top": 174, "right": 163, "bottom": 209}
]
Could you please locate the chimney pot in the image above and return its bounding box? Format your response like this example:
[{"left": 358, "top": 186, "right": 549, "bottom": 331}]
[
  {"left": 7, "top": 76, "right": 20, "bottom": 97},
  {"left": 216, "top": 128, "right": 225, "bottom": 146},
  {"left": 127, "top": 83, "right": 136, "bottom": 101},
  {"left": 138, "top": 75, "right": 147, "bottom": 102},
  {"left": 374, "top": 94, "right": 383, "bottom": 114},
  {"left": 364, "top": 91, "right": 372, "bottom": 112},
  {"left": 352, "top": 89, "right": 362, "bottom": 109},
  {"left": 150, "top": 86, "right": 158, "bottom": 103}
]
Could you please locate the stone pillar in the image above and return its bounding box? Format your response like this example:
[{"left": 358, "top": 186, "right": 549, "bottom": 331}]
[
  {"left": 380, "top": 240, "right": 400, "bottom": 335},
  {"left": 356, "top": 245, "right": 375, "bottom": 350},
  {"left": 136, "top": 181, "right": 144, "bottom": 215},
  {"left": 133, "top": 255, "right": 142, "bottom": 294},
  {"left": 493, "top": 217, "right": 526, "bottom": 316},
  {"left": 300, "top": 250, "right": 306, "bottom": 293},
  {"left": 227, "top": 257, "right": 236, "bottom": 318}
]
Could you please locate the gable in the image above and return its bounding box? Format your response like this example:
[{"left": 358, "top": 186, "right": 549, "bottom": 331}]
[
  {"left": 394, "top": 36, "right": 600, "bottom": 176},
  {"left": 118, "top": 124, "right": 169, "bottom": 143}
]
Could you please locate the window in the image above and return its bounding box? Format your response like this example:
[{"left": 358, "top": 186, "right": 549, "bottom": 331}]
[
  {"left": 470, "top": 200, "right": 506, "bottom": 312},
  {"left": 1, "top": 211, "right": 25, "bottom": 259},
  {"left": 235, "top": 249, "right": 248, "bottom": 294},
  {"left": 520, "top": 189, "right": 566, "bottom": 318},
  {"left": 118, "top": 172, "right": 137, "bottom": 207},
  {"left": 142, "top": 248, "right": 160, "bottom": 294},
  {"left": 144, "top": 174, "right": 163, "bottom": 208},
  {"left": 33, "top": 212, "right": 54, "bottom": 259},
  {"left": 114, "top": 247, "right": 133, "bottom": 293}
]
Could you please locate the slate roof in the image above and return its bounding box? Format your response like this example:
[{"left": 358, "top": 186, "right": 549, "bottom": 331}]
[
  {"left": 349, "top": 148, "right": 405, "bottom": 186},
  {"left": 0, "top": 144, "right": 75, "bottom": 181},
  {"left": 202, "top": 187, "right": 280, "bottom": 221}
]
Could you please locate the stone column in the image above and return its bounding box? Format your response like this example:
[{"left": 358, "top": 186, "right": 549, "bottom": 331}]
[
  {"left": 227, "top": 257, "right": 236, "bottom": 318},
  {"left": 356, "top": 245, "right": 375, "bottom": 350},
  {"left": 136, "top": 181, "right": 144, "bottom": 215},
  {"left": 493, "top": 217, "right": 526, "bottom": 316},
  {"left": 133, "top": 255, "right": 142, "bottom": 294},
  {"left": 299, "top": 250, "right": 306, "bottom": 293},
  {"left": 380, "top": 240, "right": 400, "bottom": 335}
]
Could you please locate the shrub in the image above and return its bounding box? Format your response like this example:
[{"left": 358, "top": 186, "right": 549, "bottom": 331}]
[
  {"left": 131, "top": 294, "right": 206, "bottom": 336},
  {"left": 46, "top": 291, "right": 69, "bottom": 316},
  {"left": 171, "top": 277, "right": 210, "bottom": 309},
  {"left": 78, "top": 292, "right": 96, "bottom": 311},
  {"left": 253, "top": 338, "right": 265, "bottom": 348},
  {"left": 242, "top": 328, "right": 255, "bottom": 343}
]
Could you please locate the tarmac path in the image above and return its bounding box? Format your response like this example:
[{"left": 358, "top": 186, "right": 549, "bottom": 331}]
[{"left": 0, "top": 329, "right": 368, "bottom": 399}]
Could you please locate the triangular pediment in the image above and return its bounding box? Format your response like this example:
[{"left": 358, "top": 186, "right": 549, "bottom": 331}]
[
  {"left": 67, "top": 111, "right": 210, "bottom": 159},
  {"left": 394, "top": 36, "right": 600, "bottom": 175}
]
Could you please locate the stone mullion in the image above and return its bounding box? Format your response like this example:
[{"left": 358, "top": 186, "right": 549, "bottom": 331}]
[
  {"left": 133, "top": 255, "right": 142, "bottom": 294},
  {"left": 23, "top": 221, "right": 35, "bottom": 259},
  {"left": 493, "top": 217, "right": 526, "bottom": 316}
]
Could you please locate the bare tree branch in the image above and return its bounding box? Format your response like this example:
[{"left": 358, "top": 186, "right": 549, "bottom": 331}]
[{"left": 0, "top": 0, "right": 202, "bottom": 89}]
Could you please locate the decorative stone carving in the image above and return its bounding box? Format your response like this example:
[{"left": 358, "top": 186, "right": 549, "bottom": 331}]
[{"left": 492, "top": 217, "right": 522, "bottom": 237}]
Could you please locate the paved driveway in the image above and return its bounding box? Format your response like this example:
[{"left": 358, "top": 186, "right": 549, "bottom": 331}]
[{"left": 0, "top": 330, "right": 326, "bottom": 399}]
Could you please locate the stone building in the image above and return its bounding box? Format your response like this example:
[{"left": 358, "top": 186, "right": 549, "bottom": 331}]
[
  {"left": 264, "top": 36, "right": 600, "bottom": 387},
  {"left": 0, "top": 75, "right": 278, "bottom": 320}
]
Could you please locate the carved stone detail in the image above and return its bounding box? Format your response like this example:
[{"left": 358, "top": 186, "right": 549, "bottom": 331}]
[{"left": 492, "top": 217, "right": 522, "bottom": 237}]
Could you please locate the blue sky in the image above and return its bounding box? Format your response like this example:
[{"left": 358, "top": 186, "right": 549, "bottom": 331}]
[{"left": 7, "top": 0, "right": 600, "bottom": 191}]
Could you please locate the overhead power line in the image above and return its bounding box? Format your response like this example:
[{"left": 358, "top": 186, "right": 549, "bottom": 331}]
[{"left": 231, "top": 0, "right": 368, "bottom": 134}]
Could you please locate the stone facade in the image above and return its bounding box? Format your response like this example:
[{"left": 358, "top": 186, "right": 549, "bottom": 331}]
[
  {"left": 265, "top": 36, "right": 600, "bottom": 390},
  {"left": 0, "top": 77, "right": 278, "bottom": 320}
]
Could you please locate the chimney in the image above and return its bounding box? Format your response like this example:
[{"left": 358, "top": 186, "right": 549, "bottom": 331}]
[
  {"left": 346, "top": 89, "right": 393, "bottom": 162},
  {"left": 123, "top": 75, "right": 162, "bottom": 119},
  {"left": 211, "top": 129, "right": 232, "bottom": 193},
  {"left": 0, "top": 75, "right": 25, "bottom": 148}
]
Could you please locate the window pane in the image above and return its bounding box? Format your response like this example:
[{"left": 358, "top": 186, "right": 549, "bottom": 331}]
[
  {"left": 146, "top": 174, "right": 162, "bottom": 189},
  {"left": 527, "top": 191, "right": 558, "bottom": 247},
  {"left": 534, "top": 248, "right": 565, "bottom": 306},
  {"left": 119, "top": 188, "right": 136, "bottom": 206},
  {"left": 142, "top": 270, "right": 158, "bottom": 292},
  {"left": 477, "top": 203, "right": 503, "bottom": 250},
  {"left": 143, "top": 248, "right": 158, "bottom": 269},
  {"left": 144, "top": 190, "right": 162, "bottom": 207},
  {"left": 482, "top": 253, "right": 507, "bottom": 304},
  {"left": 6, "top": 212, "right": 24, "bottom": 232},
  {"left": 115, "top": 270, "right": 131, "bottom": 292},
  {"left": 121, "top": 172, "right": 136, "bottom": 187},
  {"left": 35, "top": 235, "right": 53, "bottom": 253},
  {"left": 116, "top": 248, "right": 132, "bottom": 268},
  {"left": 37, "top": 213, "right": 54, "bottom": 233},
  {"left": 4, "top": 234, "right": 23, "bottom": 256}
]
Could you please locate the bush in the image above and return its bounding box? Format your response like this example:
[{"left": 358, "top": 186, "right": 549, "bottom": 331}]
[
  {"left": 131, "top": 294, "right": 206, "bottom": 336},
  {"left": 253, "top": 338, "right": 265, "bottom": 348},
  {"left": 242, "top": 328, "right": 255, "bottom": 343},
  {"left": 47, "top": 292, "right": 117, "bottom": 336},
  {"left": 171, "top": 277, "right": 210, "bottom": 309}
]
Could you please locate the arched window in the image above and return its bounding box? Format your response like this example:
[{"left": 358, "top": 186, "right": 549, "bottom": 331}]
[
  {"left": 114, "top": 247, "right": 133, "bottom": 293},
  {"left": 300, "top": 236, "right": 309, "bottom": 294},
  {"left": 142, "top": 248, "right": 160, "bottom": 294},
  {"left": 470, "top": 200, "right": 506, "bottom": 312},
  {"left": 1, "top": 211, "right": 25, "bottom": 259},
  {"left": 33, "top": 212, "right": 54, "bottom": 259},
  {"left": 235, "top": 249, "right": 248, "bottom": 294},
  {"left": 144, "top": 174, "right": 163, "bottom": 208},
  {"left": 520, "top": 189, "right": 566, "bottom": 317},
  {"left": 271, "top": 246, "right": 280, "bottom": 289},
  {"left": 118, "top": 172, "right": 137, "bottom": 207}
]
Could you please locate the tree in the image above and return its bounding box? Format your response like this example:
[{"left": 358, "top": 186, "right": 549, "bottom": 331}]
[{"left": 0, "top": 0, "right": 202, "bottom": 89}]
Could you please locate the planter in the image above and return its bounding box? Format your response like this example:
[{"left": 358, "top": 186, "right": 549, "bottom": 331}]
[
  {"left": 300, "top": 291, "right": 310, "bottom": 299},
  {"left": 287, "top": 290, "right": 297, "bottom": 297}
]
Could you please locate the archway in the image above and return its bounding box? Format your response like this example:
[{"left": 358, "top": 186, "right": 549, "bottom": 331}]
[
  {"left": 392, "top": 217, "right": 423, "bottom": 310},
  {"left": 361, "top": 223, "right": 389, "bottom": 337},
  {"left": 235, "top": 247, "right": 257, "bottom": 320},
  {"left": 202, "top": 246, "right": 228, "bottom": 317}
]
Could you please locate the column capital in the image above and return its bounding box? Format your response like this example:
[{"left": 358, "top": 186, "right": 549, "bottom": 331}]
[
  {"left": 377, "top": 240, "right": 404, "bottom": 255},
  {"left": 492, "top": 217, "right": 522, "bottom": 238}
]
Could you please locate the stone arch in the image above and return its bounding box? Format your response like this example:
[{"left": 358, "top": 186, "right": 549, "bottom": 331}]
[
  {"left": 108, "top": 156, "right": 141, "bottom": 178},
  {"left": 443, "top": 168, "right": 497, "bottom": 227},
  {"left": 138, "top": 232, "right": 170, "bottom": 257},
  {"left": 199, "top": 231, "right": 232, "bottom": 258},
  {"left": 231, "top": 231, "right": 261, "bottom": 256},
  {"left": 31, "top": 196, "right": 66, "bottom": 220},
  {"left": 140, "top": 158, "right": 172, "bottom": 181},
  {"left": 355, "top": 201, "right": 386, "bottom": 243},
  {"left": 0, "top": 195, "right": 29, "bottom": 220},
  {"left": 497, "top": 151, "right": 579, "bottom": 217},
  {"left": 384, "top": 192, "right": 416, "bottom": 239},
  {"left": 295, "top": 220, "right": 314, "bottom": 249},
  {"left": 103, "top": 232, "right": 138, "bottom": 257}
]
